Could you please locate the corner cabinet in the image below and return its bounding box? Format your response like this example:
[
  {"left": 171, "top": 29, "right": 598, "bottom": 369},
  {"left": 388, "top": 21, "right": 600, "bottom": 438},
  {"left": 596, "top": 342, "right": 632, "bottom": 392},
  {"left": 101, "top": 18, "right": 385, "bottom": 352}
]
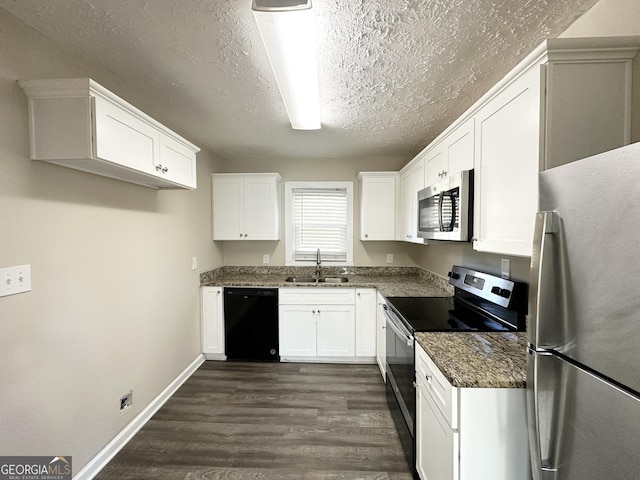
[
  {"left": 201, "top": 287, "right": 225, "bottom": 360},
  {"left": 415, "top": 344, "right": 529, "bottom": 480},
  {"left": 357, "top": 172, "right": 399, "bottom": 241},
  {"left": 212, "top": 173, "right": 282, "bottom": 241},
  {"left": 472, "top": 37, "right": 639, "bottom": 257},
  {"left": 19, "top": 78, "right": 200, "bottom": 189}
]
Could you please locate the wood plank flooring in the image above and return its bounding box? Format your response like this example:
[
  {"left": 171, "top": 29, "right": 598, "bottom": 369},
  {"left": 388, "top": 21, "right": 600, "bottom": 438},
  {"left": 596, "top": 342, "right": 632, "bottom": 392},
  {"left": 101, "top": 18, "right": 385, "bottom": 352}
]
[{"left": 96, "top": 361, "right": 413, "bottom": 480}]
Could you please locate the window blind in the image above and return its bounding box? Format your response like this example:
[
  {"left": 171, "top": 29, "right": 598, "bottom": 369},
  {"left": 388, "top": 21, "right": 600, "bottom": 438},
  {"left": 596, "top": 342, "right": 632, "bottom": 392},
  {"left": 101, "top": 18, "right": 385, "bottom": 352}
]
[{"left": 292, "top": 187, "right": 348, "bottom": 262}]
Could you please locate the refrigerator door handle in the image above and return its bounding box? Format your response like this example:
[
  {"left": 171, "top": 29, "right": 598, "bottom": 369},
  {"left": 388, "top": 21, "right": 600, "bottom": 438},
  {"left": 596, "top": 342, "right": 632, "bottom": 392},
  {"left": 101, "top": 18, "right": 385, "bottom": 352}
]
[
  {"left": 527, "top": 349, "right": 561, "bottom": 480},
  {"left": 528, "top": 211, "right": 558, "bottom": 349}
]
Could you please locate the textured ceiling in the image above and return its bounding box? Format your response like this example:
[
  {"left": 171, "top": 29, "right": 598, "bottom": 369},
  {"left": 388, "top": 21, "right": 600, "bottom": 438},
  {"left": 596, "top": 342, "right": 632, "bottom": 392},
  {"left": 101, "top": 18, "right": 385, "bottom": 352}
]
[{"left": 0, "top": 0, "right": 599, "bottom": 160}]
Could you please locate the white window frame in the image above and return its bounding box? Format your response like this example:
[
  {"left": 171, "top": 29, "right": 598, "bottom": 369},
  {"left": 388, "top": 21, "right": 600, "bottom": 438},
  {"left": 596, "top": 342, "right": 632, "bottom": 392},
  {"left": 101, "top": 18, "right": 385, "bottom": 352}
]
[{"left": 284, "top": 181, "right": 354, "bottom": 266}]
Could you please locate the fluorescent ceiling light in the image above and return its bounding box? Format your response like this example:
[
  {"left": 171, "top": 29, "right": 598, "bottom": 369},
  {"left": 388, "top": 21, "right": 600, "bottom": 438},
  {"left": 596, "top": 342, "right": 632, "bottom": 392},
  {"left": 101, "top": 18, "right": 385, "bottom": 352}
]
[{"left": 253, "top": 0, "right": 321, "bottom": 130}]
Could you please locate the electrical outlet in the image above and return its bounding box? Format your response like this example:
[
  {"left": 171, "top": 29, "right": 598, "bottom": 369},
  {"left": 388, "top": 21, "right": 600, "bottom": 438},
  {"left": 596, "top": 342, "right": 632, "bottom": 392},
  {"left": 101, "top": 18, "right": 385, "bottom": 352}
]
[
  {"left": 1, "top": 264, "right": 32, "bottom": 297},
  {"left": 191, "top": 257, "right": 198, "bottom": 270},
  {"left": 386, "top": 254, "right": 394, "bottom": 264},
  {"left": 263, "top": 254, "right": 270, "bottom": 264},
  {"left": 501, "top": 259, "right": 511, "bottom": 279},
  {"left": 120, "top": 390, "right": 133, "bottom": 413}
]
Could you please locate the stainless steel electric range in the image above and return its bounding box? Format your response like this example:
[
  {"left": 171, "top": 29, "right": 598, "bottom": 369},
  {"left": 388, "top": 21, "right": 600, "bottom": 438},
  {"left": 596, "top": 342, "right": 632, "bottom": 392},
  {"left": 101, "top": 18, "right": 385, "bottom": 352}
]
[{"left": 383, "top": 265, "right": 528, "bottom": 478}]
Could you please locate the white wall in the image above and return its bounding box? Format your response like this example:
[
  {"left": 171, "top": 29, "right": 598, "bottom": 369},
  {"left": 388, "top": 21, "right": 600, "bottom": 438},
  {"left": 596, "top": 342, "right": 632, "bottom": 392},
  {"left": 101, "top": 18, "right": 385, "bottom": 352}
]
[{"left": 0, "top": 9, "right": 223, "bottom": 472}]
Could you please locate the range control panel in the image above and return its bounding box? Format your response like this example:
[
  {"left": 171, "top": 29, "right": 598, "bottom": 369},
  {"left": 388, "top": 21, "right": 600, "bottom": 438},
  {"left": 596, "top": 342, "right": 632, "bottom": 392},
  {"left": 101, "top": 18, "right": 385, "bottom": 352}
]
[{"left": 447, "top": 265, "right": 526, "bottom": 309}]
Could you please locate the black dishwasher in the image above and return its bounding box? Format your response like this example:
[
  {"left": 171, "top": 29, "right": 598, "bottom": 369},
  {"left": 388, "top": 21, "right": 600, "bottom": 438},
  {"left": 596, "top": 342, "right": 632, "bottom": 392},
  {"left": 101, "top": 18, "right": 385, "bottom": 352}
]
[{"left": 224, "top": 287, "right": 279, "bottom": 362}]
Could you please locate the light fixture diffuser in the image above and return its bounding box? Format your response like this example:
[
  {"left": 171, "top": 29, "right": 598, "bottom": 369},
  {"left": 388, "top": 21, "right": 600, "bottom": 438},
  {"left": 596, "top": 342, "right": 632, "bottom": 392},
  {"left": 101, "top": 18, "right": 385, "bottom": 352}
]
[{"left": 253, "top": 0, "right": 321, "bottom": 130}]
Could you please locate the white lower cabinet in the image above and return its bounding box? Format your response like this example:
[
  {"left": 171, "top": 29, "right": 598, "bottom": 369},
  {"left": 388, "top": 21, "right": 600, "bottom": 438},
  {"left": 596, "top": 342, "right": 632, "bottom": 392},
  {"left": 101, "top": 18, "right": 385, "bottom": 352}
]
[
  {"left": 279, "top": 305, "right": 317, "bottom": 356},
  {"left": 375, "top": 291, "right": 387, "bottom": 381},
  {"left": 315, "top": 305, "right": 356, "bottom": 357},
  {"left": 355, "top": 288, "right": 376, "bottom": 357},
  {"left": 279, "top": 288, "right": 377, "bottom": 362},
  {"left": 415, "top": 344, "right": 530, "bottom": 480},
  {"left": 417, "top": 384, "right": 458, "bottom": 480},
  {"left": 201, "top": 287, "right": 225, "bottom": 360}
]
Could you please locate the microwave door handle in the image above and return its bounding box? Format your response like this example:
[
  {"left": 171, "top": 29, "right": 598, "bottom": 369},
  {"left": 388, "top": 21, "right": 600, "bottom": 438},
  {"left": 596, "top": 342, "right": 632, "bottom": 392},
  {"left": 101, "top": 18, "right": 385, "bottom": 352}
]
[
  {"left": 438, "top": 191, "right": 445, "bottom": 231},
  {"left": 447, "top": 193, "right": 456, "bottom": 231}
]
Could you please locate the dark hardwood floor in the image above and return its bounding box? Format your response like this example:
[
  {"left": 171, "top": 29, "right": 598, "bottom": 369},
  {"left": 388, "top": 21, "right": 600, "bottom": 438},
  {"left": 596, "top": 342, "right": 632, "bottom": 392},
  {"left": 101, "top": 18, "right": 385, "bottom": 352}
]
[{"left": 96, "top": 361, "right": 414, "bottom": 480}]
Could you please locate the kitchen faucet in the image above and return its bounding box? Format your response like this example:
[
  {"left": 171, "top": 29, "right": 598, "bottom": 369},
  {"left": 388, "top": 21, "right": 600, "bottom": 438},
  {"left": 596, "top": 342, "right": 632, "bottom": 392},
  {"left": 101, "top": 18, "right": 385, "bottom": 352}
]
[{"left": 315, "top": 248, "right": 322, "bottom": 281}]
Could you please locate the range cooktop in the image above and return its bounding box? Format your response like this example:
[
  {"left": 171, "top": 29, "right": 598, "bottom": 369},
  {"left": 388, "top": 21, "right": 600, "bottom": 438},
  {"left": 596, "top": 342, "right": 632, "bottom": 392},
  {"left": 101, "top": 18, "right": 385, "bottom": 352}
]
[{"left": 385, "top": 265, "right": 528, "bottom": 333}]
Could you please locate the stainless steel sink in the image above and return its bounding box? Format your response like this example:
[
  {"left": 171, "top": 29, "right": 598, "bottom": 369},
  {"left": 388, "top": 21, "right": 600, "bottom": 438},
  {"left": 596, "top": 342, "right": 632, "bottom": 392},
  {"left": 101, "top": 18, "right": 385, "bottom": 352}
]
[
  {"left": 284, "top": 276, "right": 349, "bottom": 283},
  {"left": 320, "top": 277, "right": 349, "bottom": 283},
  {"left": 284, "top": 277, "right": 317, "bottom": 283}
]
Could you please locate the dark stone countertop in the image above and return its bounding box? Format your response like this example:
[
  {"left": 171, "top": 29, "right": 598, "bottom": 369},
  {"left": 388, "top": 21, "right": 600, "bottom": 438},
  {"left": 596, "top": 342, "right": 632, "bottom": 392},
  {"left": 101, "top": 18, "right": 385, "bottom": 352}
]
[
  {"left": 200, "top": 266, "right": 454, "bottom": 298},
  {"left": 415, "top": 331, "right": 527, "bottom": 388}
]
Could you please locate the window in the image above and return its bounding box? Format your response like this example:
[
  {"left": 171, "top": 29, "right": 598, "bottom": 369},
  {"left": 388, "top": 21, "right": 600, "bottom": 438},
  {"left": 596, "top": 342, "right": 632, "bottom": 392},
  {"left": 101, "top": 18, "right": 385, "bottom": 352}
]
[{"left": 285, "top": 182, "right": 354, "bottom": 265}]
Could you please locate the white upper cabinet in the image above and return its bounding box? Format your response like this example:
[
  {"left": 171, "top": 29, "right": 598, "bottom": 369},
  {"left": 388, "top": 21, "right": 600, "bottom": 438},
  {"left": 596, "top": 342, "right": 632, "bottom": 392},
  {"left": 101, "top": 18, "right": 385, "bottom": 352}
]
[
  {"left": 19, "top": 78, "right": 200, "bottom": 189},
  {"left": 357, "top": 172, "right": 398, "bottom": 241},
  {"left": 212, "top": 173, "right": 282, "bottom": 241},
  {"left": 472, "top": 37, "right": 639, "bottom": 257},
  {"left": 399, "top": 160, "right": 424, "bottom": 244},
  {"left": 424, "top": 117, "right": 474, "bottom": 187},
  {"left": 473, "top": 66, "right": 542, "bottom": 257}
]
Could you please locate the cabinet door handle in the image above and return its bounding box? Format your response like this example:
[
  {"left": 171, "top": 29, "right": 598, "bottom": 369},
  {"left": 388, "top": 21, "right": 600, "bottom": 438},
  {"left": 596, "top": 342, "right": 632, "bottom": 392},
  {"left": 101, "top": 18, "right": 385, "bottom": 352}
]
[
  {"left": 155, "top": 165, "right": 162, "bottom": 172},
  {"left": 244, "top": 234, "right": 248, "bottom": 237},
  {"left": 162, "top": 166, "right": 168, "bottom": 173},
  {"left": 364, "top": 234, "right": 368, "bottom": 238}
]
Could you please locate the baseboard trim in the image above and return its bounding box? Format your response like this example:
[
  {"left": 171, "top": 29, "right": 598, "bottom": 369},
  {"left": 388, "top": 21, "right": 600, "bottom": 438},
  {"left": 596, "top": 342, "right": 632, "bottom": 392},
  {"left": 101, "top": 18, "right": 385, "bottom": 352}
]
[
  {"left": 73, "top": 354, "right": 205, "bottom": 480},
  {"left": 203, "top": 352, "right": 226, "bottom": 361},
  {"left": 280, "top": 356, "right": 376, "bottom": 364}
]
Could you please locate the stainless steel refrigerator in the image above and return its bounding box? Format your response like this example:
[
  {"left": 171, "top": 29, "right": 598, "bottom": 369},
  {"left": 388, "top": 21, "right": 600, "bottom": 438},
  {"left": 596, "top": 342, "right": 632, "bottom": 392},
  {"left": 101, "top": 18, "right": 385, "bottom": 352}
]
[{"left": 527, "top": 142, "right": 640, "bottom": 480}]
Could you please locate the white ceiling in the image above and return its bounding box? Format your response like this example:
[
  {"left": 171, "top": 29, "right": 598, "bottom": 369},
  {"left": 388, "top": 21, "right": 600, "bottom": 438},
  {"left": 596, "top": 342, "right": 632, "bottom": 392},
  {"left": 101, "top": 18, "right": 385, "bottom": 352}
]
[{"left": 1, "top": 0, "right": 599, "bottom": 160}]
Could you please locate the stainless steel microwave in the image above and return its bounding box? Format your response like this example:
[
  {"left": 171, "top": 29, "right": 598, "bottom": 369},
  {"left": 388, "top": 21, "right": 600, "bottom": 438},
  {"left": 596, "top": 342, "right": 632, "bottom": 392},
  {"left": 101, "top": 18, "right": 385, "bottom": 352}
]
[{"left": 417, "top": 170, "right": 473, "bottom": 241}]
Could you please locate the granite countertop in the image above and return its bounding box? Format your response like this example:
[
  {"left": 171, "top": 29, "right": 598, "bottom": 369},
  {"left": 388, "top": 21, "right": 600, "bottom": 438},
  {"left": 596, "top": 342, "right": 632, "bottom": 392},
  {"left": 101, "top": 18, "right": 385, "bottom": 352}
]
[
  {"left": 200, "top": 266, "right": 454, "bottom": 298},
  {"left": 415, "top": 331, "right": 527, "bottom": 388}
]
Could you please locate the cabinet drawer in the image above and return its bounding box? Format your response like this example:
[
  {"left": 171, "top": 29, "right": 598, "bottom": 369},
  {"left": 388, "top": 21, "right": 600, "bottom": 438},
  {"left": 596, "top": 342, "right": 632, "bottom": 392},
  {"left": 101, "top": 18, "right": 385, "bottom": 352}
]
[
  {"left": 416, "top": 343, "right": 458, "bottom": 429},
  {"left": 278, "top": 288, "right": 355, "bottom": 305}
]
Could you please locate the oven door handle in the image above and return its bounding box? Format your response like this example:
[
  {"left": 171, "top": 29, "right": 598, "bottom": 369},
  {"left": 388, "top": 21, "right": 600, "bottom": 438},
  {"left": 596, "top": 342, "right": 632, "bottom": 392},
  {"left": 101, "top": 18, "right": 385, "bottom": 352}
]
[{"left": 383, "top": 306, "right": 414, "bottom": 346}]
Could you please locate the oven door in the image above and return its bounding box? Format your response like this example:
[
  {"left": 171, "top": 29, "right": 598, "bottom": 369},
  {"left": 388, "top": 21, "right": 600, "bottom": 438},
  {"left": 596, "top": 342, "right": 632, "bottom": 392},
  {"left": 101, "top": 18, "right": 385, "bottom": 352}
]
[{"left": 384, "top": 304, "right": 416, "bottom": 436}]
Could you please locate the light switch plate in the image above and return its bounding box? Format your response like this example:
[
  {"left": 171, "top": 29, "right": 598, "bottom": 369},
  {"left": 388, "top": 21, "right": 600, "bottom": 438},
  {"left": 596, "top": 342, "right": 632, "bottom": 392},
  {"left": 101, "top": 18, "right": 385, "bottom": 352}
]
[
  {"left": 386, "top": 254, "right": 394, "bottom": 264},
  {"left": 1, "top": 264, "right": 32, "bottom": 297},
  {"left": 191, "top": 257, "right": 198, "bottom": 270},
  {"left": 263, "top": 254, "right": 270, "bottom": 264}
]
